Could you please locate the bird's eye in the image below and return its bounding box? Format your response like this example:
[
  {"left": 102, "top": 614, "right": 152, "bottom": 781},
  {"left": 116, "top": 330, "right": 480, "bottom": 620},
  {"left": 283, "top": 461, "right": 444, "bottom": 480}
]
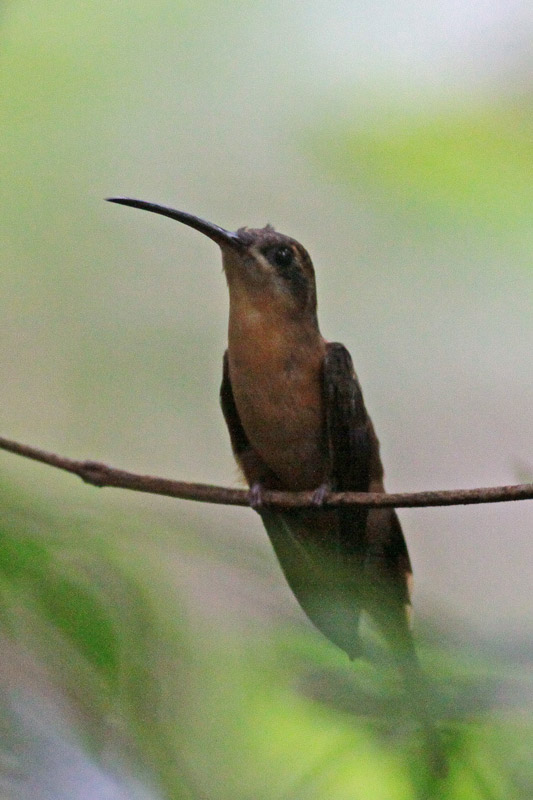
[{"left": 273, "top": 247, "right": 294, "bottom": 269}]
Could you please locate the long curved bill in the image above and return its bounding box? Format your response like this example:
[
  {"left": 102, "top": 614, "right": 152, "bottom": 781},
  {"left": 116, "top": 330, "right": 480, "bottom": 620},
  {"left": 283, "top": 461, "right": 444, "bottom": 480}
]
[{"left": 107, "top": 197, "right": 244, "bottom": 250}]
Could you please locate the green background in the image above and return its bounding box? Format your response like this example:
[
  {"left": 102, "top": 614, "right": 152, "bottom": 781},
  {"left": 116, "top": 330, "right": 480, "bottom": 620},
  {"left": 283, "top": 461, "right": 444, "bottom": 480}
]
[{"left": 1, "top": 1, "right": 532, "bottom": 797}]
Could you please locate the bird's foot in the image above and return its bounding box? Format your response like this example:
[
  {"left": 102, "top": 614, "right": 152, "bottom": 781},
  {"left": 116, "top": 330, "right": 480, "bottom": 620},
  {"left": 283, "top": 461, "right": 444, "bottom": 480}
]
[
  {"left": 248, "top": 481, "right": 265, "bottom": 511},
  {"left": 311, "top": 482, "right": 331, "bottom": 507}
]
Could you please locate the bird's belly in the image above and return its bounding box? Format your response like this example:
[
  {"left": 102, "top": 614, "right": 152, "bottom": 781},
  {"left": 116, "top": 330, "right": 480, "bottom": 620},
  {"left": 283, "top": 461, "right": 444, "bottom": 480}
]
[{"left": 229, "top": 357, "right": 326, "bottom": 490}]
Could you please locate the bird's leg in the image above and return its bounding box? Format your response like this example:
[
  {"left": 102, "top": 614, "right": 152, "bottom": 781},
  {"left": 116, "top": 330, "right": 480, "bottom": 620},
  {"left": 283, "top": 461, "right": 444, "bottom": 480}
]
[
  {"left": 311, "top": 481, "right": 332, "bottom": 507},
  {"left": 248, "top": 481, "right": 267, "bottom": 511},
  {"left": 237, "top": 450, "right": 283, "bottom": 512}
]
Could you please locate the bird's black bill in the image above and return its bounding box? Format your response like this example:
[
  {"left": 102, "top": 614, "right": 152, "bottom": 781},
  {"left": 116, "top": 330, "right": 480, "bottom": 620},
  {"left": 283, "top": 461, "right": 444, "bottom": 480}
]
[{"left": 107, "top": 197, "right": 244, "bottom": 250}]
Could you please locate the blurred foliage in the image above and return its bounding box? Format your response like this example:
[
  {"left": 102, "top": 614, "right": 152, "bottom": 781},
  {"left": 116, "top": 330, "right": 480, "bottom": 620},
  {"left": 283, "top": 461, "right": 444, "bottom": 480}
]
[
  {"left": 0, "top": 481, "right": 192, "bottom": 799},
  {"left": 1, "top": 0, "right": 532, "bottom": 797},
  {"left": 0, "top": 480, "right": 532, "bottom": 798},
  {"left": 310, "top": 102, "right": 533, "bottom": 240}
]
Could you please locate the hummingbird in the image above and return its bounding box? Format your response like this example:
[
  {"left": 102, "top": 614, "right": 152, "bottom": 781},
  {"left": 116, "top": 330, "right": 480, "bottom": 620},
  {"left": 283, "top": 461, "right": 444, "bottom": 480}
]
[{"left": 108, "top": 197, "right": 445, "bottom": 772}]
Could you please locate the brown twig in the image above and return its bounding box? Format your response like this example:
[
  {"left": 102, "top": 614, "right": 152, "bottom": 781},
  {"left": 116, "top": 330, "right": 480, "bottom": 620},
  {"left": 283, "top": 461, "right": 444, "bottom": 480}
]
[{"left": 1, "top": 435, "right": 532, "bottom": 510}]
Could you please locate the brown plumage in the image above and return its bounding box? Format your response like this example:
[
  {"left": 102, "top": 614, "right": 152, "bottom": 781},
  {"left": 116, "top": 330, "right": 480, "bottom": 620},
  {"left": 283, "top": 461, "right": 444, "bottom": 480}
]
[
  {"left": 218, "top": 228, "right": 412, "bottom": 660},
  {"left": 108, "top": 197, "right": 446, "bottom": 775}
]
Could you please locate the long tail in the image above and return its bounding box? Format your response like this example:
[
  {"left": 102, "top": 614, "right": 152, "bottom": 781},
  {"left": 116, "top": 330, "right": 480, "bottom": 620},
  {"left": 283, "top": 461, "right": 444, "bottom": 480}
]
[
  {"left": 394, "top": 634, "right": 448, "bottom": 778},
  {"left": 370, "top": 600, "right": 447, "bottom": 777}
]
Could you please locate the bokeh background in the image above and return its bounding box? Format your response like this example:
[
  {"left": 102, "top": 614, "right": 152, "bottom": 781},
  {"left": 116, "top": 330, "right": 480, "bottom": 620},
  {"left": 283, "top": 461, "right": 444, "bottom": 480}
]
[{"left": 1, "top": 1, "right": 532, "bottom": 798}]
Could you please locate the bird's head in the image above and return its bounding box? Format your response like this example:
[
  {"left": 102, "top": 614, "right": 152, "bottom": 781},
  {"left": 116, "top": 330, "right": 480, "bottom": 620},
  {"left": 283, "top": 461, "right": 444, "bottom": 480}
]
[{"left": 107, "top": 198, "right": 318, "bottom": 322}]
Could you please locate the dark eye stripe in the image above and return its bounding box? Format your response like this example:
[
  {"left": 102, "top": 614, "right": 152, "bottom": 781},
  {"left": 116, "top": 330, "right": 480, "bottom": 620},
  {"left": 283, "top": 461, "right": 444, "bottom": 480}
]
[{"left": 262, "top": 244, "right": 308, "bottom": 304}]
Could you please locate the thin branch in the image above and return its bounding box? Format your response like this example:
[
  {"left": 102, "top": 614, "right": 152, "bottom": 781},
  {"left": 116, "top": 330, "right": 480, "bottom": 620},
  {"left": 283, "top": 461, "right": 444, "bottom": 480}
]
[{"left": 0, "top": 435, "right": 532, "bottom": 510}]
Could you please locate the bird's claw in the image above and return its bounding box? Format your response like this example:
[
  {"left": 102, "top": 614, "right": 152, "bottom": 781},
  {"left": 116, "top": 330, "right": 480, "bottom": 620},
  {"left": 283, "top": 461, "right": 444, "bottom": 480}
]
[
  {"left": 311, "top": 482, "right": 331, "bottom": 507},
  {"left": 248, "top": 482, "right": 265, "bottom": 511}
]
